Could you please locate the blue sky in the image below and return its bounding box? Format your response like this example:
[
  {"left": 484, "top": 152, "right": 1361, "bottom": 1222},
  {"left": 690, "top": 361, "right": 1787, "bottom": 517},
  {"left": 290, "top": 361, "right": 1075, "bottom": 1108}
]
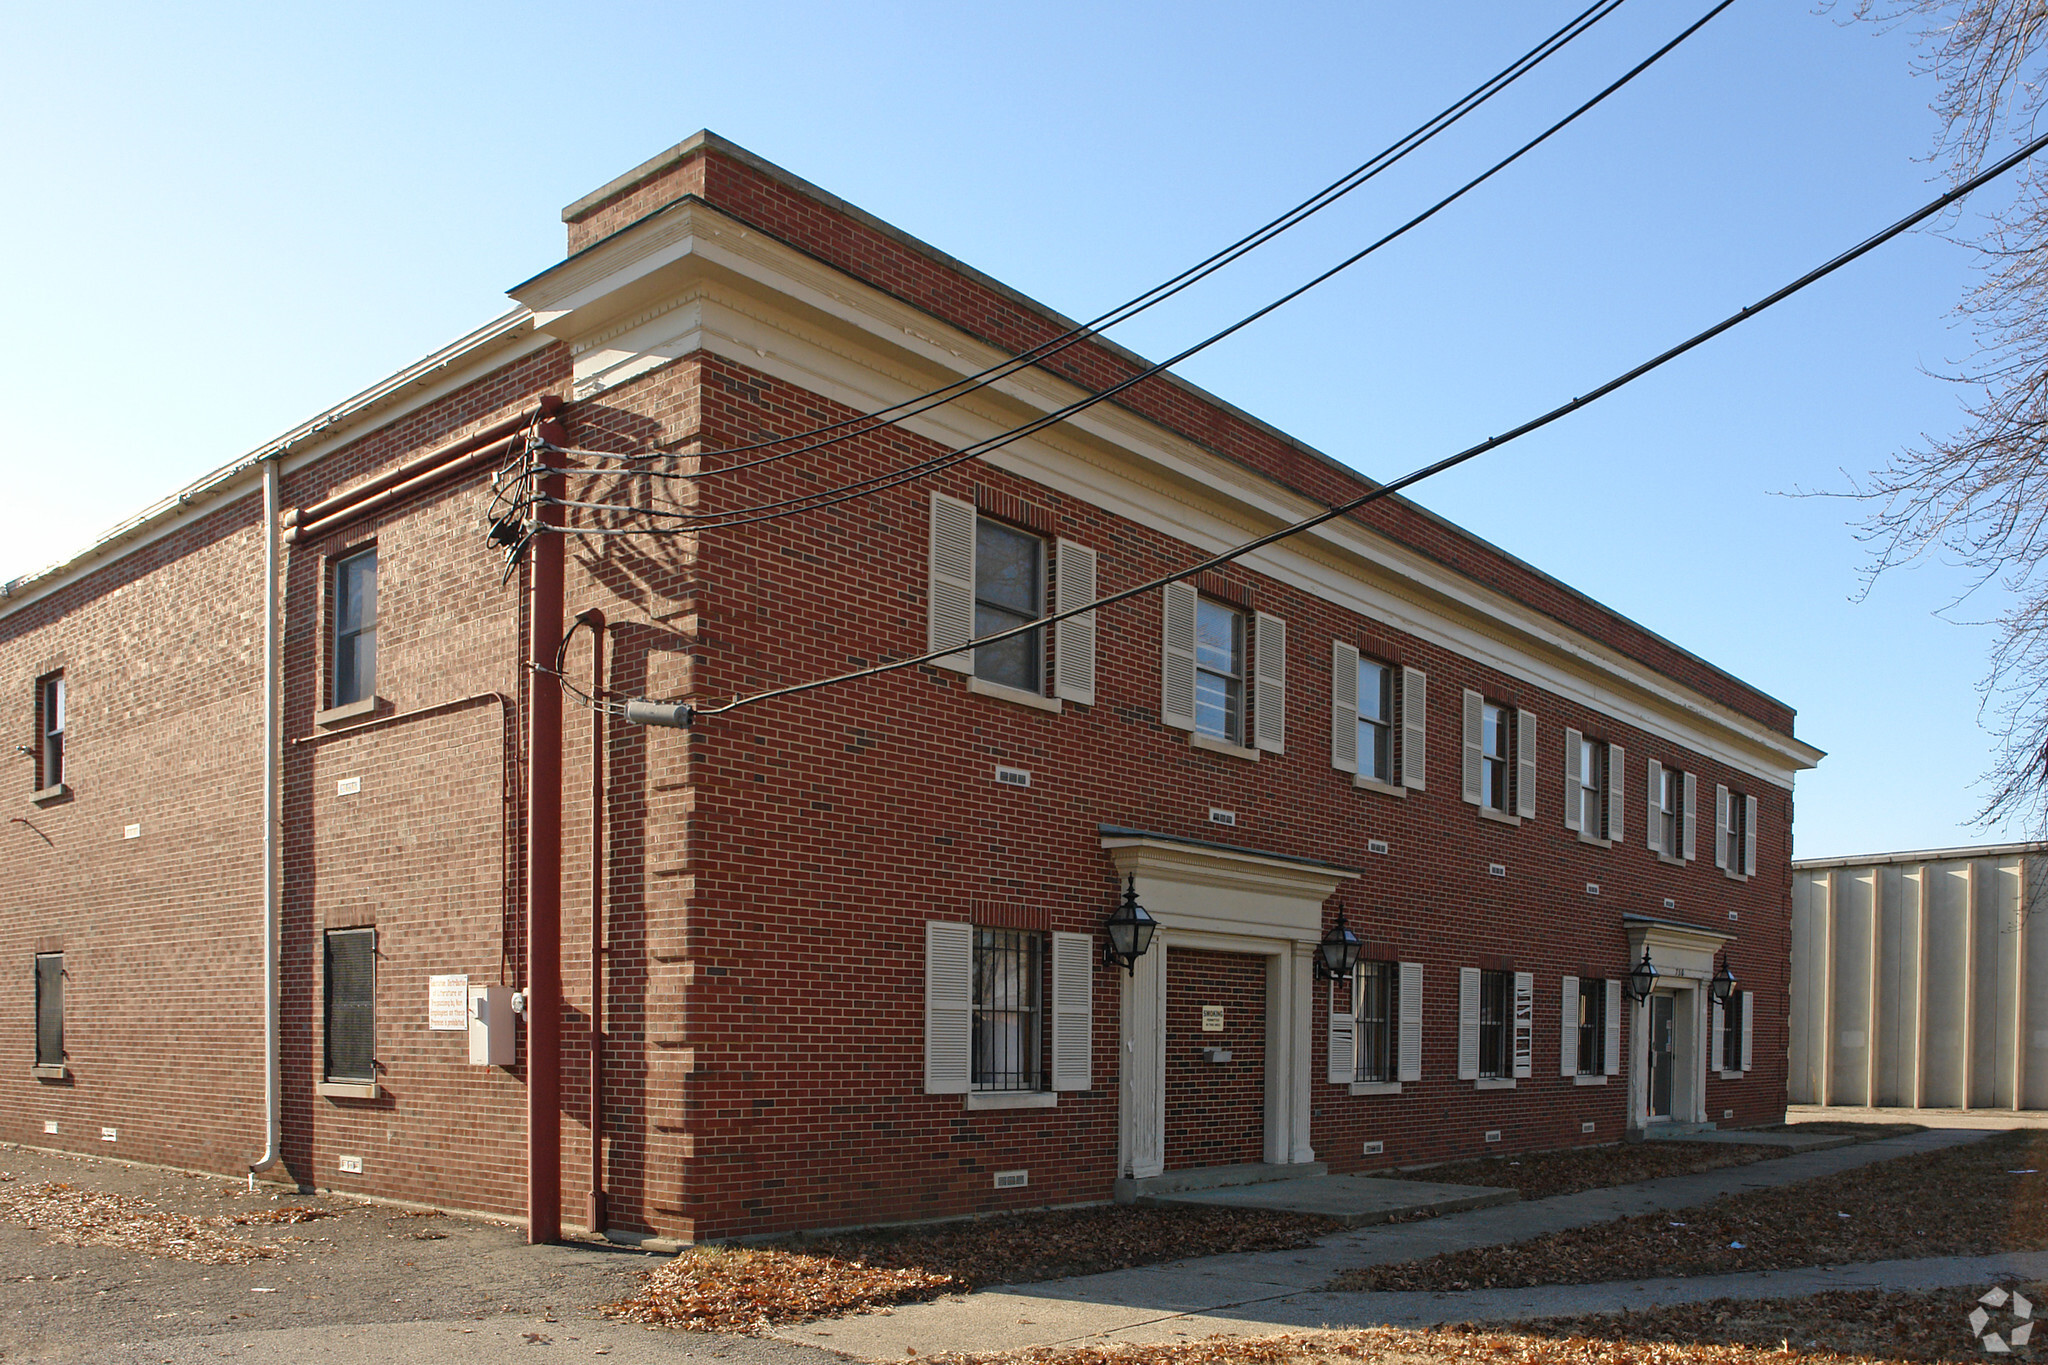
[{"left": 0, "top": 2, "right": 2022, "bottom": 858}]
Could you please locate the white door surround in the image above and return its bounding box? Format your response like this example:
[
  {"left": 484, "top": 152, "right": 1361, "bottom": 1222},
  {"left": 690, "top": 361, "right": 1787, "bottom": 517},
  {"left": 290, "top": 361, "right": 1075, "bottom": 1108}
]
[
  {"left": 1101, "top": 827, "right": 1360, "bottom": 1180},
  {"left": 1624, "top": 914, "right": 1734, "bottom": 1132}
]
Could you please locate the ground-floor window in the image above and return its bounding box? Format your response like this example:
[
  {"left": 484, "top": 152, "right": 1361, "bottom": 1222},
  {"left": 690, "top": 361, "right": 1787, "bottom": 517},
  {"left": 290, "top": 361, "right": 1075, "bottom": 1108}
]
[
  {"left": 1577, "top": 977, "right": 1607, "bottom": 1075},
  {"left": 324, "top": 929, "right": 376, "bottom": 1084},
  {"left": 1355, "top": 960, "right": 1399, "bottom": 1083},
  {"left": 972, "top": 927, "right": 1042, "bottom": 1091},
  {"left": 35, "top": 953, "right": 63, "bottom": 1069},
  {"left": 1478, "top": 968, "right": 1511, "bottom": 1079},
  {"left": 1722, "top": 989, "right": 1745, "bottom": 1073}
]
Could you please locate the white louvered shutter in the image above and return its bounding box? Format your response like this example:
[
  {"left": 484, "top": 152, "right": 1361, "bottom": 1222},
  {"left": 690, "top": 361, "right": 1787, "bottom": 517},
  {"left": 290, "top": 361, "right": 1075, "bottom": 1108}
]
[
  {"left": 1400, "top": 667, "right": 1428, "bottom": 790},
  {"left": 927, "top": 494, "right": 976, "bottom": 672},
  {"left": 1398, "top": 962, "right": 1424, "bottom": 1082},
  {"left": 1714, "top": 784, "right": 1731, "bottom": 870},
  {"left": 1461, "top": 690, "right": 1484, "bottom": 805},
  {"left": 1646, "top": 759, "right": 1664, "bottom": 854},
  {"left": 1512, "top": 971, "right": 1534, "bottom": 1079},
  {"left": 1604, "top": 978, "right": 1623, "bottom": 1076},
  {"left": 1741, "top": 991, "right": 1755, "bottom": 1071},
  {"left": 1050, "top": 931, "right": 1092, "bottom": 1091},
  {"left": 1328, "top": 982, "right": 1355, "bottom": 1085},
  {"left": 924, "top": 921, "right": 973, "bottom": 1094},
  {"left": 1160, "top": 582, "right": 1198, "bottom": 731},
  {"left": 1560, "top": 976, "right": 1580, "bottom": 1077},
  {"left": 1563, "top": 728, "right": 1583, "bottom": 832},
  {"left": 1608, "top": 744, "right": 1625, "bottom": 844},
  {"left": 1516, "top": 709, "right": 1538, "bottom": 818},
  {"left": 1710, "top": 997, "right": 1725, "bottom": 1072},
  {"left": 1330, "top": 642, "right": 1359, "bottom": 774},
  {"left": 1053, "top": 540, "right": 1097, "bottom": 705},
  {"left": 1683, "top": 772, "right": 1699, "bottom": 862},
  {"left": 1744, "top": 794, "right": 1759, "bottom": 877},
  {"left": 1253, "top": 612, "right": 1286, "bottom": 754},
  {"left": 1458, "top": 967, "right": 1480, "bottom": 1080}
]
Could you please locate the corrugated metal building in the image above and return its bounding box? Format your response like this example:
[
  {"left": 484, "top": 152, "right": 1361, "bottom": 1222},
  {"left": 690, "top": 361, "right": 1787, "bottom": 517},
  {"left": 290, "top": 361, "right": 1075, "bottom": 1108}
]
[{"left": 1791, "top": 843, "right": 2048, "bottom": 1110}]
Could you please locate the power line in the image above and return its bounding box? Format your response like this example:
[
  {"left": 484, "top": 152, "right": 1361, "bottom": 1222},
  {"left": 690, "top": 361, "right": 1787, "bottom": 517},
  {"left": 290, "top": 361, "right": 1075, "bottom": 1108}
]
[
  {"left": 527, "top": 0, "right": 1733, "bottom": 535},
  {"left": 548, "top": 0, "right": 1627, "bottom": 483},
  {"left": 672, "top": 125, "right": 2048, "bottom": 721}
]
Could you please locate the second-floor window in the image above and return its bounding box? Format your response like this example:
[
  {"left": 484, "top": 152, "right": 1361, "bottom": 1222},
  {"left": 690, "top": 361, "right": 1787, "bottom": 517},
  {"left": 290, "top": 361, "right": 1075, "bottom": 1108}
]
[
  {"left": 1480, "top": 703, "right": 1510, "bottom": 812},
  {"left": 1358, "top": 659, "right": 1393, "bottom": 784},
  {"left": 1657, "top": 765, "right": 1681, "bottom": 853},
  {"left": 37, "top": 673, "right": 64, "bottom": 790},
  {"left": 332, "top": 548, "right": 378, "bottom": 709},
  {"left": 973, "top": 519, "right": 1043, "bottom": 693},
  {"left": 1576, "top": 737, "right": 1606, "bottom": 834},
  {"left": 1194, "top": 598, "right": 1244, "bottom": 745}
]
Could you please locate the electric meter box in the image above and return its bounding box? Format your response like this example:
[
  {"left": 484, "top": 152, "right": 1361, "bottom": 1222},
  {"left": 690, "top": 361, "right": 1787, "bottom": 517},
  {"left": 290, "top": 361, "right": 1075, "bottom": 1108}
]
[{"left": 468, "top": 984, "right": 515, "bottom": 1066}]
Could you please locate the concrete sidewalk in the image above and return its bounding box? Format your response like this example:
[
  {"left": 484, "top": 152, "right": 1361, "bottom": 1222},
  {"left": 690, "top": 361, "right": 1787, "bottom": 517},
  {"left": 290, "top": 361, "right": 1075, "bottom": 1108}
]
[{"left": 774, "top": 1127, "right": 1989, "bottom": 1361}]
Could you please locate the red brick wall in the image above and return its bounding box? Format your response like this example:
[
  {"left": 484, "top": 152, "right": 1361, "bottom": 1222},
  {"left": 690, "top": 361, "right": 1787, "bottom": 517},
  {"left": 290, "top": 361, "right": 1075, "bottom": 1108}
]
[{"left": 1164, "top": 950, "right": 1265, "bottom": 1171}]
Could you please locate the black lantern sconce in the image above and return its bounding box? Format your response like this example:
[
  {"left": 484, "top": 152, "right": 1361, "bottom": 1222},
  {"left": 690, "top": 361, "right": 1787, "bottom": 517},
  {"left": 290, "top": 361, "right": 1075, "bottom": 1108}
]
[
  {"left": 1313, "top": 909, "right": 1363, "bottom": 982},
  {"left": 1622, "top": 947, "right": 1659, "bottom": 1002},
  {"left": 1710, "top": 953, "right": 1737, "bottom": 1008},
  {"left": 1102, "top": 874, "right": 1158, "bottom": 976}
]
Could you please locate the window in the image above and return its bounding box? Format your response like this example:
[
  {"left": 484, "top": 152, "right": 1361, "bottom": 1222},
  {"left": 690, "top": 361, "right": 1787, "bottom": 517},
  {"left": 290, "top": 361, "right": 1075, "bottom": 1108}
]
[
  {"left": 1656, "top": 765, "right": 1680, "bottom": 854},
  {"left": 1721, "top": 989, "right": 1745, "bottom": 1075},
  {"left": 35, "top": 953, "right": 63, "bottom": 1071},
  {"left": 1576, "top": 978, "right": 1606, "bottom": 1075},
  {"left": 1480, "top": 703, "right": 1510, "bottom": 811},
  {"left": 972, "top": 928, "right": 1042, "bottom": 1091},
  {"left": 1354, "top": 960, "right": 1399, "bottom": 1083},
  {"left": 1576, "top": 737, "right": 1605, "bottom": 834},
  {"left": 1477, "top": 969, "right": 1511, "bottom": 1079},
  {"left": 1358, "top": 660, "right": 1393, "bottom": 784},
  {"left": 1716, "top": 784, "right": 1757, "bottom": 876},
  {"left": 323, "top": 928, "right": 376, "bottom": 1084},
  {"left": 36, "top": 673, "right": 63, "bottom": 791},
  {"left": 1194, "top": 599, "right": 1244, "bottom": 744},
  {"left": 331, "top": 549, "right": 378, "bottom": 709},
  {"left": 973, "top": 520, "right": 1043, "bottom": 693}
]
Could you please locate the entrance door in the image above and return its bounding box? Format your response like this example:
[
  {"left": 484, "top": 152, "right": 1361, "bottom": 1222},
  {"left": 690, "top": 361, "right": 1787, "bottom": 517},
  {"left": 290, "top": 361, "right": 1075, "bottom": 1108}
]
[{"left": 1648, "top": 993, "right": 1676, "bottom": 1121}]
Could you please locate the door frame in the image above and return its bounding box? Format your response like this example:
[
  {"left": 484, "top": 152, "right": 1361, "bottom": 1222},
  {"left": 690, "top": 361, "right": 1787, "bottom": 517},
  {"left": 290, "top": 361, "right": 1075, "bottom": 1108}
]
[{"left": 1625, "top": 915, "right": 1733, "bottom": 1133}]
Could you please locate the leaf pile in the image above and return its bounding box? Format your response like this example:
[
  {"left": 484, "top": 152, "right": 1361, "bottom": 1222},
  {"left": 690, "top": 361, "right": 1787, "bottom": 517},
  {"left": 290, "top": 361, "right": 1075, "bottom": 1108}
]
[
  {"left": 0, "top": 1172, "right": 335, "bottom": 1264},
  {"left": 602, "top": 1246, "right": 958, "bottom": 1333},
  {"left": 1338, "top": 1129, "right": 2048, "bottom": 1292},
  {"left": 1372, "top": 1142, "right": 1781, "bottom": 1202}
]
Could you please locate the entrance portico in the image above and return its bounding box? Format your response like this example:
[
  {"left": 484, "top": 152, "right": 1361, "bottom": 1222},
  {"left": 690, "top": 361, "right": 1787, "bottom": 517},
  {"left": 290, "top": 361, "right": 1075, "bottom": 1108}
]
[
  {"left": 1624, "top": 914, "right": 1736, "bottom": 1132},
  {"left": 1100, "top": 827, "right": 1359, "bottom": 1180}
]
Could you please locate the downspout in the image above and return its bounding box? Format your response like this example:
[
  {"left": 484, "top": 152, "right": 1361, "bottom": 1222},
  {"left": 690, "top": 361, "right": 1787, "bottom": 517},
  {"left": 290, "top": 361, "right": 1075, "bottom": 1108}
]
[
  {"left": 580, "top": 609, "right": 607, "bottom": 1236},
  {"left": 249, "top": 455, "right": 283, "bottom": 1183}
]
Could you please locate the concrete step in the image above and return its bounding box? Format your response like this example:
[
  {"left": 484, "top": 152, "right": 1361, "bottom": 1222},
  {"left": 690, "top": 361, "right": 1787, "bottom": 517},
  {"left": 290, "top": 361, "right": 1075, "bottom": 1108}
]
[
  {"left": 1114, "top": 1162, "right": 1327, "bottom": 1202},
  {"left": 1643, "top": 1122, "right": 1719, "bottom": 1140}
]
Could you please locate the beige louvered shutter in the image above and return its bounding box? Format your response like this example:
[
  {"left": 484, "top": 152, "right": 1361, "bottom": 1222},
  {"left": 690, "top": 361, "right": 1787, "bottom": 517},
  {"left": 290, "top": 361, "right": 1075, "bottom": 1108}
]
[
  {"left": 1560, "top": 976, "right": 1580, "bottom": 1077},
  {"left": 1050, "top": 931, "right": 1093, "bottom": 1091},
  {"left": 1327, "top": 982, "right": 1355, "bottom": 1085},
  {"left": 1053, "top": 540, "right": 1097, "bottom": 706},
  {"left": 924, "top": 921, "right": 973, "bottom": 1094},
  {"left": 1607, "top": 744, "right": 1625, "bottom": 844},
  {"left": 1741, "top": 992, "right": 1755, "bottom": 1071},
  {"left": 927, "top": 493, "right": 976, "bottom": 672},
  {"left": 1714, "top": 784, "right": 1731, "bottom": 870},
  {"left": 1646, "top": 758, "right": 1664, "bottom": 854},
  {"left": 1160, "top": 582, "right": 1197, "bottom": 731},
  {"left": 1563, "top": 727, "right": 1583, "bottom": 832},
  {"left": 1710, "top": 997, "right": 1725, "bottom": 1072},
  {"left": 1743, "top": 794, "right": 1759, "bottom": 877},
  {"left": 1253, "top": 613, "right": 1286, "bottom": 754},
  {"left": 1398, "top": 962, "right": 1423, "bottom": 1082},
  {"left": 1603, "top": 978, "right": 1623, "bottom": 1076},
  {"left": 1400, "top": 667, "right": 1428, "bottom": 790},
  {"left": 1330, "top": 642, "right": 1359, "bottom": 774},
  {"left": 1457, "top": 967, "right": 1480, "bottom": 1080},
  {"left": 1460, "top": 690, "right": 1484, "bottom": 805},
  {"left": 1515, "top": 708, "right": 1538, "bottom": 818},
  {"left": 1682, "top": 772, "right": 1699, "bottom": 862},
  {"left": 1512, "top": 971, "right": 1534, "bottom": 1078}
]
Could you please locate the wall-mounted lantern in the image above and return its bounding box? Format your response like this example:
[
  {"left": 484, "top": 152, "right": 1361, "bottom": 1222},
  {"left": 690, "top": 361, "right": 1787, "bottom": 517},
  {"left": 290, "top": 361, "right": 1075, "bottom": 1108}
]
[
  {"left": 1313, "top": 909, "right": 1363, "bottom": 983},
  {"left": 1102, "top": 874, "right": 1158, "bottom": 976}
]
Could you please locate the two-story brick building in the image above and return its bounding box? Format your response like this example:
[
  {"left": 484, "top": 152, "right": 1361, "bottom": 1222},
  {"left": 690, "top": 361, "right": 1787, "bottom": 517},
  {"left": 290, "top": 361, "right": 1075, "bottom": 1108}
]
[{"left": 1, "top": 132, "right": 1821, "bottom": 1245}]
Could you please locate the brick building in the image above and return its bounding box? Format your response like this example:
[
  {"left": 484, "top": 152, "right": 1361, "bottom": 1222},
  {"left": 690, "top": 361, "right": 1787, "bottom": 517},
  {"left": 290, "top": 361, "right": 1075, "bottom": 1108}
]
[{"left": 1, "top": 133, "right": 1821, "bottom": 1245}]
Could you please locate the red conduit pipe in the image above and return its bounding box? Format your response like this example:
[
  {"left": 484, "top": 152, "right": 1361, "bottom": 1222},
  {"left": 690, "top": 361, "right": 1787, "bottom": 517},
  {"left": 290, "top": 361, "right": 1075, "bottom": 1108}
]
[
  {"left": 526, "top": 415, "right": 567, "bottom": 1245},
  {"left": 579, "top": 608, "right": 608, "bottom": 1236}
]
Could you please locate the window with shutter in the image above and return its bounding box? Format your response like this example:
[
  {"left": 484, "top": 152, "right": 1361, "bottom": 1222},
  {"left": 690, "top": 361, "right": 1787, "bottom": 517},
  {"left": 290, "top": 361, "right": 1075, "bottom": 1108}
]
[
  {"left": 1329, "top": 642, "right": 1359, "bottom": 775},
  {"left": 971, "top": 928, "right": 1042, "bottom": 1091},
  {"left": 1603, "top": 978, "right": 1623, "bottom": 1076},
  {"left": 1559, "top": 975, "right": 1580, "bottom": 1078},
  {"left": 1741, "top": 991, "right": 1755, "bottom": 1071},
  {"left": 35, "top": 953, "right": 63, "bottom": 1070},
  {"left": 1563, "top": 728, "right": 1583, "bottom": 832},
  {"left": 924, "top": 921, "right": 973, "bottom": 1094},
  {"left": 1461, "top": 690, "right": 1485, "bottom": 806},
  {"left": 1160, "top": 583, "right": 1198, "bottom": 731},
  {"left": 1607, "top": 744, "right": 1625, "bottom": 844},
  {"left": 1398, "top": 962, "right": 1424, "bottom": 1082},
  {"left": 1646, "top": 758, "right": 1666, "bottom": 854},
  {"left": 1049, "top": 931, "right": 1092, "bottom": 1091},
  {"left": 323, "top": 929, "right": 376, "bottom": 1084},
  {"left": 1457, "top": 967, "right": 1481, "bottom": 1080},
  {"left": 1476, "top": 968, "right": 1512, "bottom": 1079},
  {"left": 1512, "top": 971, "right": 1534, "bottom": 1079},
  {"left": 1053, "top": 541, "right": 1098, "bottom": 705},
  {"left": 974, "top": 519, "right": 1045, "bottom": 693},
  {"left": 1357, "top": 658, "right": 1393, "bottom": 782},
  {"left": 1400, "top": 666, "right": 1428, "bottom": 790},
  {"left": 1711, "top": 995, "right": 1726, "bottom": 1073},
  {"left": 927, "top": 494, "right": 977, "bottom": 672},
  {"left": 1327, "top": 980, "right": 1356, "bottom": 1085},
  {"left": 1253, "top": 613, "right": 1286, "bottom": 753},
  {"left": 1714, "top": 784, "right": 1731, "bottom": 870},
  {"left": 1743, "top": 794, "right": 1759, "bottom": 878},
  {"left": 1682, "top": 772, "right": 1698, "bottom": 862},
  {"left": 1515, "top": 709, "right": 1538, "bottom": 818},
  {"left": 1354, "top": 961, "right": 1399, "bottom": 1083}
]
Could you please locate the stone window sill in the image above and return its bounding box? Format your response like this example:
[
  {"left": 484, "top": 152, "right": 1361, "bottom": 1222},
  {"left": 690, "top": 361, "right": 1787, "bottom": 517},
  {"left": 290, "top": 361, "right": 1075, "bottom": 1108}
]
[
  {"left": 316, "top": 1080, "right": 380, "bottom": 1100},
  {"left": 1190, "top": 733, "right": 1258, "bottom": 761},
  {"left": 1722, "top": 868, "right": 1750, "bottom": 883},
  {"left": 1576, "top": 832, "right": 1611, "bottom": 848},
  {"left": 965, "top": 676, "right": 1061, "bottom": 714},
  {"left": 1474, "top": 1077, "right": 1517, "bottom": 1090},
  {"left": 1658, "top": 852, "right": 1688, "bottom": 867},
  {"left": 1477, "top": 806, "right": 1521, "bottom": 827},
  {"left": 315, "top": 697, "right": 380, "bottom": 730},
  {"left": 31, "top": 1065, "right": 67, "bottom": 1081},
  {"left": 1349, "top": 1080, "right": 1402, "bottom": 1096},
  {"left": 29, "top": 784, "right": 69, "bottom": 807},
  {"left": 965, "top": 1090, "right": 1057, "bottom": 1110},
  {"left": 1353, "top": 775, "right": 1406, "bottom": 799},
  {"left": 1720, "top": 1070, "right": 1745, "bottom": 1082},
  {"left": 1573, "top": 1074, "right": 1609, "bottom": 1086}
]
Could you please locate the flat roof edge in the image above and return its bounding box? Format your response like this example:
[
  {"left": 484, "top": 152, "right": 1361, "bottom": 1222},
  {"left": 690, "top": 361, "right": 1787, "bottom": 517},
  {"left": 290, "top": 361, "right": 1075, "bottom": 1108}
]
[{"left": 1793, "top": 840, "right": 2048, "bottom": 870}]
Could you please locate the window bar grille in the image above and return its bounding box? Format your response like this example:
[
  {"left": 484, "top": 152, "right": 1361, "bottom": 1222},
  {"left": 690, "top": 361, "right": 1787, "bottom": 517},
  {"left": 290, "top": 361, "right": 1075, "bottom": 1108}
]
[{"left": 972, "top": 929, "right": 1042, "bottom": 1091}]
